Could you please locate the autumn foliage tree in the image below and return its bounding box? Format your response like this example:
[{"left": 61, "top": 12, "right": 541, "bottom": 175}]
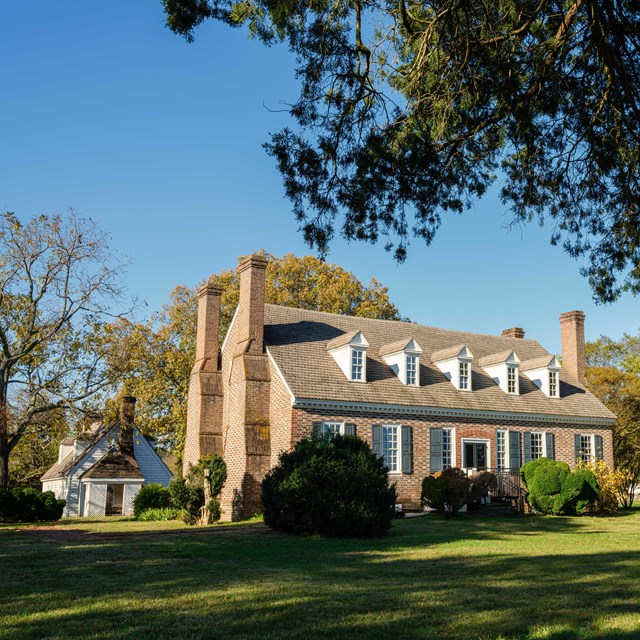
[
  {"left": 0, "top": 212, "right": 130, "bottom": 488},
  {"left": 113, "top": 253, "right": 401, "bottom": 456}
]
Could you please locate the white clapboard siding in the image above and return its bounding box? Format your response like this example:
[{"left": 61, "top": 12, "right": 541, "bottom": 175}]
[
  {"left": 133, "top": 428, "right": 173, "bottom": 486},
  {"left": 42, "top": 479, "right": 67, "bottom": 502}
]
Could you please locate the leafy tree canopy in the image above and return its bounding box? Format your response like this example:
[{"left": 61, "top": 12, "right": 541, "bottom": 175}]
[
  {"left": 164, "top": 0, "right": 640, "bottom": 303},
  {"left": 108, "top": 252, "right": 401, "bottom": 456}
]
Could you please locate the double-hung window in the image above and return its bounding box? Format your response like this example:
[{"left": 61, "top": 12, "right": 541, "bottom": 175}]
[
  {"left": 507, "top": 366, "right": 517, "bottom": 393},
  {"left": 351, "top": 349, "right": 364, "bottom": 381},
  {"left": 580, "top": 434, "right": 593, "bottom": 463},
  {"left": 496, "top": 430, "right": 507, "bottom": 469},
  {"left": 549, "top": 370, "right": 558, "bottom": 397},
  {"left": 406, "top": 354, "right": 417, "bottom": 386},
  {"left": 382, "top": 425, "right": 399, "bottom": 473},
  {"left": 459, "top": 361, "right": 470, "bottom": 390},
  {"left": 530, "top": 432, "right": 544, "bottom": 460},
  {"left": 322, "top": 421, "right": 343, "bottom": 436},
  {"left": 442, "top": 427, "right": 453, "bottom": 469}
]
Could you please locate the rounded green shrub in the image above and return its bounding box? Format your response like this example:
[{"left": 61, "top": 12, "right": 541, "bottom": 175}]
[
  {"left": 133, "top": 483, "right": 172, "bottom": 518},
  {"left": 521, "top": 458, "right": 600, "bottom": 515},
  {"left": 421, "top": 475, "right": 446, "bottom": 512},
  {"left": 262, "top": 434, "right": 396, "bottom": 537}
]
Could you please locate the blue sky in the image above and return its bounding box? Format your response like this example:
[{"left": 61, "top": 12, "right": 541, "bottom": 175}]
[{"left": 1, "top": 1, "right": 638, "bottom": 355}]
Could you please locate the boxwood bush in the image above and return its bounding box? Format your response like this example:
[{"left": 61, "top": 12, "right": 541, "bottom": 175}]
[
  {"left": 0, "top": 488, "right": 65, "bottom": 522},
  {"left": 421, "top": 467, "right": 473, "bottom": 515},
  {"left": 262, "top": 434, "right": 396, "bottom": 537},
  {"left": 520, "top": 457, "right": 599, "bottom": 515},
  {"left": 133, "top": 483, "right": 172, "bottom": 518}
]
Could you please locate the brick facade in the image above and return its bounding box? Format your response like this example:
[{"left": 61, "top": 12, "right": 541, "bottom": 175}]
[{"left": 560, "top": 310, "right": 586, "bottom": 385}]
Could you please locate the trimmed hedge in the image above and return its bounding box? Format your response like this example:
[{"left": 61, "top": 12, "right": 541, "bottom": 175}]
[
  {"left": 0, "top": 488, "right": 65, "bottom": 522},
  {"left": 262, "top": 434, "right": 396, "bottom": 537},
  {"left": 521, "top": 458, "right": 599, "bottom": 515}
]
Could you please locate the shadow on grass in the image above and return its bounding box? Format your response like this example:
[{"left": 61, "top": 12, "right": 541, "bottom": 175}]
[{"left": 1, "top": 514, "right": 639, "bottom": 640}]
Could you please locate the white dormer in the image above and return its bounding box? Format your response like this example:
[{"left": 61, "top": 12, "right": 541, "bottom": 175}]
[
  {"left": 326, "top": 330, "right": 369, "bottom": 382},
  {"left": 379, "top": 338, "right": 423, "bottom": 386},
  {"left": 521, "top": 355, "right": 561, "bottom": 398},
  {"left": 478, "top": 350, "right": 521, "bottom": 395},
  {"left": 432, "top": 344, "right": 474, "bottom": 391}
]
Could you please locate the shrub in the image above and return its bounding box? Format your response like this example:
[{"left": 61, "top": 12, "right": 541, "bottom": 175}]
[
  {"left": 520, "top": 458, "right": 600, "bottom": 515},
  {"left": 133, "top": 483, "right": 172, "bottom": 518},
  {"left": 421, "top": 468, "right": 473, "bottom": 515},
  {"left": 206, "top": 499, "right": 222, "bottom": 522},
  {"left": 421, "top": 475, "right": 446, "bottom": 512},
  {"left": 0, "top": 488, "right": 65, "bottom": 522},
  {"left": 136, "top": 507, "right": 182, "bottom": 521},
  {"left": 187, "top": 455, "right": 227, "bottom": 500},
  {"left": 176, "top": 455, "right": 227, "bottom": 525},
  {"left": 467, "top": 471, "right": 498, "bottom": 507},
  {"left": 577, "top": 459, "right": 625, "bottom": 515},
  {"left": 262, "top": 434, "right": 396, "bottom": 537}
]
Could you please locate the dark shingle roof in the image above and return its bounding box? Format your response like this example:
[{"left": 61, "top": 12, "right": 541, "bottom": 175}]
[
  {"left": 263, "top": 305, "right": 614, "bottom": 422},
  {"left": 82, "top": 451, "right": 144, "bottom": 480}
]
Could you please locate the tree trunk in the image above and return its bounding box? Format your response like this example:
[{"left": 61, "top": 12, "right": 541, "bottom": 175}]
[{"left": 0, "top": 399, "right": 8, "bottom": 489}]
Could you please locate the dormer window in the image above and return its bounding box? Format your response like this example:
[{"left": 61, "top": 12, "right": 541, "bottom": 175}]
[
  {"left": 478, "top": 350, "right": 521, "bottom": 395},
  {"left": 351, "top": 348, "right": 364, "bottom": 381},
  {"left": 459, "top": 361, "right": 470, "bottom": 390},
  {"left": 406, "top": 354, "right": 417, "bottom": 386},
  {"left": 549, "top": 370, "right": 558, "bottom": 398},
  {"left": 326, "top": 330, "right": 369, "bottom": 382},
  {"left": 379, "top": 338, "right": 422, "bottom": 386},
  {"left": 432, "top": 344, "right": 474, "bottom": 391},
  {"left": 521, "top": 355, "right": 561, "bottom": 398}
]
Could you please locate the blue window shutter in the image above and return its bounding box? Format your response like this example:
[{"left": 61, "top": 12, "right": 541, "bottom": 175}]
[
  {"left": 430, "top": 428, "right": 443, "bottom": 473},
  {"left": 401, "top": 426, "right": 413, "bottom": 474},
  {"left": 546, "top": 432, "right": 555, "bottom": 460},
  {"left": 575, "top": 434, "right": 582, "bottom": 463},
  {"left": 371, "top": 425, "right": 382, "bottom": 457},
  {"left": 509, "top": 431, "right": 521, "bottom": 470},
  {"left": 344, "top": 423, "right": 357, "bottom": 437},
  {"left": 523, "top": 432, "right": 532, "bottom": 464},
  {"left": 595, "top": 435, "right": 604, "bottom": 460},
  {"left": 312, "top": 422, "right": 322, "bottom": 438}
]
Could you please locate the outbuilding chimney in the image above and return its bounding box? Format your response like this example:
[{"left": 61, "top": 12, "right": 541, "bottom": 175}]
[
  {"left": 502, "top": 327, "right": 525, "bottom": 339},
  {"left": 560, "top": 310, "right": 586, "bottom": 385},
  {"left": 119, "top": 396, "right": 136, "bottom": 453},
  {"left": 195, "top": 284, "right": 223, "bottom": 363}
]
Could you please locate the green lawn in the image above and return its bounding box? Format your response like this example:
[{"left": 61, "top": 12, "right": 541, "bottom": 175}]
[{"left": 1, "top": 511, "right": 639, "bottom": 640}]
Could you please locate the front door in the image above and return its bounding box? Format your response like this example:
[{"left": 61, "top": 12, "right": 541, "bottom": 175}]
[
  {"left": 105, "top": 484, "right": 124, "bottom": 516},
  {"left": 464, "top": 442, "right": 487, "bottom": 470}
]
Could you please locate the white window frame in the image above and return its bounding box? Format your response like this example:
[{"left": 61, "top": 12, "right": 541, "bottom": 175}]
[
  {"left": 461, "top": 438, "right": 491, "bottom": 471},
  {"left": 549, "top": 370, "right": 559, "bottom": 398},
  {"left": 579, "top": 434, "right": 595, "bottom": 463},
  {"left": 507, "top": 366, "right": 517, "bottom": 394},
  {"left": 351, "top": 348, "right": 365, "bottom": 382},
  {"left": 459, "top": 361, "right": 470, "bottom": 390},
  {"left": 496, "top": 430, "right": 508, "bottom": 470},
  {"left": 406, "top": 354, "right": 418, "bottom": 386},
  {"left": 382, "top": 424, "right": 403, "bottom": 474},
  {"left": 530, "top": 431, "right": 546, "bottom": 460},
  {"left": 442, "top": 426, "right": 455, "bottom": 469},
  {"left": 321, "top": 421, "right": 346, "bottom": 436}
]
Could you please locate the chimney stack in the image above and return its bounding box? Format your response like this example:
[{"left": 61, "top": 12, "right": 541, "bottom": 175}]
[
  {"left": 195, "top": 284, "right": 223, "bottom": 363},
  {"left": 502, "top": 327, "right": 525, "bottom": 339},
  {"left": 560, "top": 310, "right": 586, "bottom": 385},
  {"left": 119, "top": 396, "right": 136, "bottom": 453},
  {"left": 237, "top": 255, "right": 268, "bottom": 353}
]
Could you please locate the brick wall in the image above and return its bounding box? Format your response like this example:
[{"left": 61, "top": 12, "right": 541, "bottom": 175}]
[
  {"left": 560, "top": 310, "right": 586, "bottom": 384},
  {"left": 293, "top": 407, "right": 613, "bottom": 509}
]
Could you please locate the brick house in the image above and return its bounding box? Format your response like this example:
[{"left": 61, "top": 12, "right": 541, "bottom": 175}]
[{"left": 183, "top": 255, "right": 615, "bottom": 520}]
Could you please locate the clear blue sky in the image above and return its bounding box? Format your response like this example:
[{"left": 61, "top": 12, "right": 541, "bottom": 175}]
[{"left": 1, "top": 1, "right": 638, "bottom": 355}]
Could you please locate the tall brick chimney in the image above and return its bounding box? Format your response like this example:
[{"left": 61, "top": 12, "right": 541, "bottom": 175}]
[
  {"left": 236, "top": 255, "right": 268, "bottom": 353},
  {"left": 183, "top": 284, "right": 224, "bottom": 474},
  {"left": 560, "top": 310, "right": 586, "bottom": 385},
  {"left": 219, "top": 254, "right": 271, "bottom": 521},
  {"left": 502, "top": 327, "right": 525, "bottom": 339},
  {"left": 119, "top": 396, "right": 136, "bottom": 453}
]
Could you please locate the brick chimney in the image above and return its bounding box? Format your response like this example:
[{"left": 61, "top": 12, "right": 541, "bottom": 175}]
[
  {"left": 183, "top": 284, "right": 225, "bottom": 474},
  {"left": 560, "top": 310, "right": 586, "bottom": 385},
  {"left": 502, "top": 327, "right": 525, "bottom": 339},
  {"left": 219, "top": 254, "right": 271, "bottom": 522},
  {"left": 119, "top": 396, "right": 136, "bottom": 453},
  {"left": 236, "top": 255, "right": 268, "bottom": 354}
]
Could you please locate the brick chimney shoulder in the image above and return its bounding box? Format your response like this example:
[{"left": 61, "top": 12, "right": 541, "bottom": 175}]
[
  {"left": 502, "top": 327, "right": 525, "bottom": 339},
  {"left": 560, "top": 310, "right": 586, "bottom": 385}
]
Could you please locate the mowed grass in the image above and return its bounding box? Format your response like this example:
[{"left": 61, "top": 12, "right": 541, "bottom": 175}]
[{"left": 1, "top": 510, "right": 639, "bottom": 640}]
